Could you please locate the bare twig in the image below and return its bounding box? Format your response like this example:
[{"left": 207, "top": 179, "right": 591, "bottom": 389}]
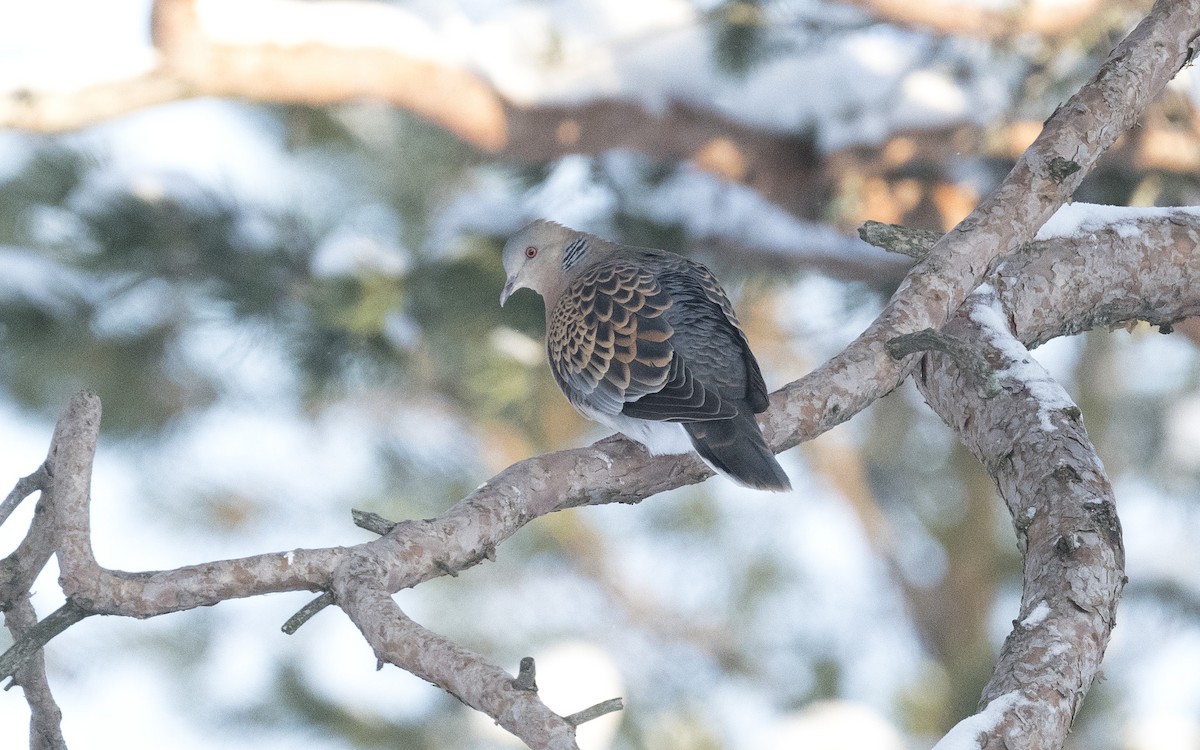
[
  {"left": 280, "top": 592, "right": 334, "bottom": 635},
  {"left": 351, "top": 509, "right": 397, "bottom": 536},
  {"left": 857, "top": 220, "right": 941, "bottom": 258},
  {"left": 887, "top": 329, "right": 1002, "bottom": 396},
  {"left": 0, "top": 464, "right": 49, "bottom": 529},
  {"left": 0, "top": 602, "right": 91, "bottom": 685},
  {"left": 564, "top": 697, "right": 624, "bottom": 727},
  {"left": 512, "top": 657, "right": 538, "bottom": 692}
]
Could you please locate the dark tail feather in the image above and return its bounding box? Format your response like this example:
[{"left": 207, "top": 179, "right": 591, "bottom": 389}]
[{"left": 684, "top": 410, "right": 791, "bottom": 492}]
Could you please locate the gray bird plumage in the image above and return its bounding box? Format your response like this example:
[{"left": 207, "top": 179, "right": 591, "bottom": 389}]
[{"left": 500, "top": 219, "right": 790, "bottom": 492}]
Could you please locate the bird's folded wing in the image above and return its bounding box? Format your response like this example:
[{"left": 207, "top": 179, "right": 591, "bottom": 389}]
[
  {"left": 548, "top": 260, "right": 732, "bottom": 421},
  {"left": 680, "top": 262, "right": 771, "bottom": 415}
]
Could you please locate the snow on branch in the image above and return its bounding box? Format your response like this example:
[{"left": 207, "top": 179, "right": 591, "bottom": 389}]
[
  {"left": 0, "top": 207, "right": 1196, "bottom": 747},
  {"left": 861, "top": 205, "right": 1200, "bottom": 345}
]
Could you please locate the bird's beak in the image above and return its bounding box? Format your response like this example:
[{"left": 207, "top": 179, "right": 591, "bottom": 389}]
[{"left": 499, "top": 276, "right": 517, "bottom": 307}]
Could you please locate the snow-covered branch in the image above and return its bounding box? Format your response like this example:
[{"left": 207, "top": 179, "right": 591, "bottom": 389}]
[
  {"left": 863, "top": 205, "right": 1200, "bottom": 341},
  {"left": 998, "top": 206, "right": 1200, "bottom": 345}
]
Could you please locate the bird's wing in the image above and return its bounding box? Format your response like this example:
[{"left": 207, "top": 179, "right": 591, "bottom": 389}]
[
  {"left": 680, "top": 260, "right": 771, "bottom": 414},
  {"left": 547, "top": 259, "right": 733, "bottom": 421},
  {"left": 624, "top": 255, "right": 767, "bottom": 419}
]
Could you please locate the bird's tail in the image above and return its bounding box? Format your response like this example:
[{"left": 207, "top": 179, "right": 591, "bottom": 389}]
[{"left": 684, "top": 410, "right": 791, "bottom": 492}]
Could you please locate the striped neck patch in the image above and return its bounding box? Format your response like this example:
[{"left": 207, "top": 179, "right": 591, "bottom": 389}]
[{"left": 561, "top": 236, "right": 589, "bottom": 271}]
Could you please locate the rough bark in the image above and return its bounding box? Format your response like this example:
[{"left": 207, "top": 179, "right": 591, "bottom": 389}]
[
  {"left": 4, "top": 202, "right": 1194, "bottom": 748},
  {"left": 917, "top": 288, "right": 1124, "bottom": 748}
]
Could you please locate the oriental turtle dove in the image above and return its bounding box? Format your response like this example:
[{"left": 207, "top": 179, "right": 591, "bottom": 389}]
[{"left": 500, "top": 220, "right": 790, "bottom": 492}]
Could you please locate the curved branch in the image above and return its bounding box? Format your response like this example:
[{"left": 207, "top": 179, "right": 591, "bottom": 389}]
[
  {"left": 8, "top": 203, "right": 1193, "bottom": 744},
  {"left": 996, "top": 211, "right": 1200, "bottom": 345},
  {"left": 861, "top": 208, "right": 1200, "bottom": 338},
  {"left": 916, "top": 288, "right": 1124, "bottom": 748}
]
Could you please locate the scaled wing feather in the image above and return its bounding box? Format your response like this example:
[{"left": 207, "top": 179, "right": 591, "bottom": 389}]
[{"left": 548, "top": 260, "right": 730, "bottom": 421}]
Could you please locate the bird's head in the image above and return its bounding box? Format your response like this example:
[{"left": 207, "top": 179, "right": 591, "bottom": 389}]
[{"left": 500, "top": 220, "right": 590, "bottom": 306}]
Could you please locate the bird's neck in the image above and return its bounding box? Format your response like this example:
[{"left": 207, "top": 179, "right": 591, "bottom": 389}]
[{"left": 540, "top": 234, "right": 619, "bottom": 321}]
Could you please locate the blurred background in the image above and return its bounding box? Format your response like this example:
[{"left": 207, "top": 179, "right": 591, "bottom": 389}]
[{"left": 2, "top": 0, "right": 1200, "bottom": 748}]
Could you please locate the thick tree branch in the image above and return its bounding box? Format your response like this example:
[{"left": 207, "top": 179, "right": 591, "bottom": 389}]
[
  {"left": 766, "top": 0, "right": 1200, "bottom": 451},
  {"left": 2, "top": 200, "right": 1196, "bottom": 746},
  {"left": 861, "top": 209, "right": 1200, "bottom": 336},
  {"left": 5, "top": 201, "right": 1190, "bottom": 744},
  {"left": 996, "top": 212, "right": 1200, "bottom": 345},
  {"left": 2, "top": 599, "right": 67, "bottom": 750},
  {"left": 916, "top": 287, "right": 1124, "bottom": 749}
]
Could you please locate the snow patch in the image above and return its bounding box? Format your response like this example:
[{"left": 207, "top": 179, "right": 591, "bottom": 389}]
[
  {"left": 1036, "top": 203, "right": 1200, "bottom": 242},
  {"left": 1021, "top": 601, "right": 1051, "bottom": 628},
  {"left": 969, "top": 289, "right": 1076, "bottom": 432},
  {"left": 932, "top": 692, "right": 1021, "bottom": 750}
]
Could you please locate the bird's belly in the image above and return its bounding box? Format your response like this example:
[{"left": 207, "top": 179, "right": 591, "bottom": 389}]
[{"left": 579, "top": 407, "right": 694, "bottom": 455}]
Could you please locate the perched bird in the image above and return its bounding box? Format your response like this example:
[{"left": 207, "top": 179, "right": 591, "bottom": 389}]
[{"left": 500, "top": 220, "right": 790, "bottom": 492}]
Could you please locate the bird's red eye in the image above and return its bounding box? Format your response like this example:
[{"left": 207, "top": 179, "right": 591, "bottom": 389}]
[{"left": 525, "top": 246, "right": 538, "bottom": 259}]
